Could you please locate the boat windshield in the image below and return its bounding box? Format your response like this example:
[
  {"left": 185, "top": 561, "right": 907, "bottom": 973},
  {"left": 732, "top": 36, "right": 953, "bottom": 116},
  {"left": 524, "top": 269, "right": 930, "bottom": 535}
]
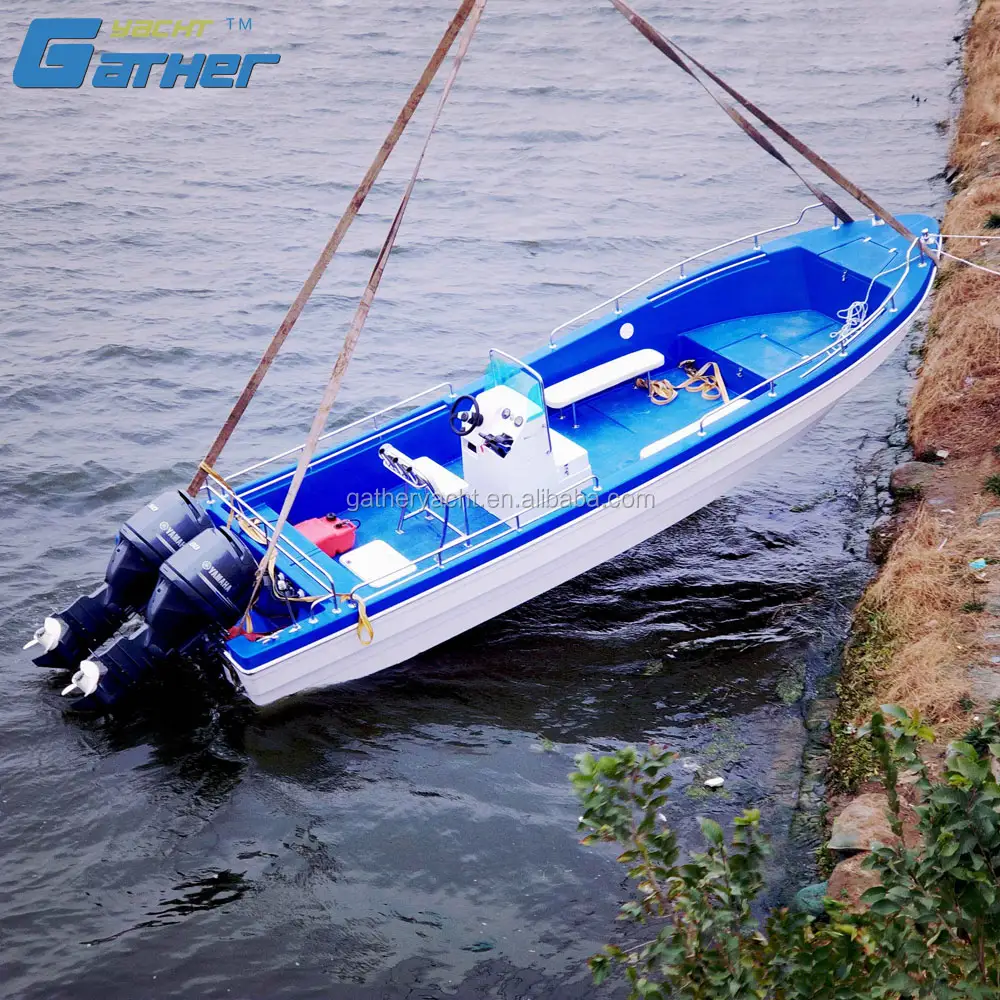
[{"left": 485, "top": 350, "right": 545, "bottom": 421}]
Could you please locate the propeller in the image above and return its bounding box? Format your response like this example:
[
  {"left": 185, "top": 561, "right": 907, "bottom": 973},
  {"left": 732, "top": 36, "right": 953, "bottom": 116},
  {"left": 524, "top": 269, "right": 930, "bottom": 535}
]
[
  {"left": 61, "top": 660, "right": 103, "bottom": 698},
  {"left": 23, "top": 616, "right": 64, "bottom": 653}
]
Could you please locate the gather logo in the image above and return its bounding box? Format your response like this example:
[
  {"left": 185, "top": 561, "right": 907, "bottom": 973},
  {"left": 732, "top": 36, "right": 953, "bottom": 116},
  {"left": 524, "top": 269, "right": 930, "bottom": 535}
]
[{"left": 12, "top": 17, "right": 280, "bottom": 89}]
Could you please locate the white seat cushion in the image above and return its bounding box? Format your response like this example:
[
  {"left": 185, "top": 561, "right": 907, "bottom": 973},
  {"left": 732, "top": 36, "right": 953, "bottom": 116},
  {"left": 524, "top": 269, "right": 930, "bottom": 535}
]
[
  {"left": 544, "top": 349, "right": 665, "bottom": 409},
  {"left": 411, "top": 457, "right": 469, "bottom": 503},
  {"left": 380, "top": 445, "right": 469, "bottom": 504}
]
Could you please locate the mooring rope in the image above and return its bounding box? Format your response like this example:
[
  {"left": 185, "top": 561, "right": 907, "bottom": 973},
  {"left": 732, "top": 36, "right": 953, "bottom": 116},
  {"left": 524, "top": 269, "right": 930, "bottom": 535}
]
[
  {"left": 937, "top": 248, "right": 1000, "bottom": 277},
  {"left": 247, "top": 0, "right": 488, "bottom": 625},
  {"left": 186, "top": 0, "right": 478, "bottom": 498},
  {"left": 607, "top": 0, "right": 921, "bottom": 243}
]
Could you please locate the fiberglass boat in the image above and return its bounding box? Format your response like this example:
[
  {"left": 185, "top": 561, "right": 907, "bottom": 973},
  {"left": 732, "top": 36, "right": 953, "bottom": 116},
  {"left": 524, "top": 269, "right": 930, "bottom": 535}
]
[{"left": 26, "top": 205, "right": 939, "bottom": 710}]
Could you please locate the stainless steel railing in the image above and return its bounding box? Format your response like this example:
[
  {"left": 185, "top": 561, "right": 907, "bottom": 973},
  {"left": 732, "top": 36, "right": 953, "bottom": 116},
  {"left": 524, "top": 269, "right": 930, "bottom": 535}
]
[
  {"left": 692, "top": 235, "right": 927, "bottom": 438},
  {"left": 547, "top": 203, "right": 830, "bottom": 348},
  {"left": 201, "top": 474, "right": 343, "bottom": 612},
  {"left": 227, "top": 381, "right": 456, "bottom": 485},
  {"left": 348, "top": 471, "right": 602, "bottom": 606}
]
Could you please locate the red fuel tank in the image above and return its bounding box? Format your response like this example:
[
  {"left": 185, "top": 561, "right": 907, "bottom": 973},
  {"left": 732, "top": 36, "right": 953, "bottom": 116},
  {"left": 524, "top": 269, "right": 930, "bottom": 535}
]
[{"left": 293, "top": 514, "right": 358, "bottom": 558}]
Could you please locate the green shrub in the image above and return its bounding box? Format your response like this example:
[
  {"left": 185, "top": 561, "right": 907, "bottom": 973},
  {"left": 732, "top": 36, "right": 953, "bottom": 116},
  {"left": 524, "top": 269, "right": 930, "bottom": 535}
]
[
  {"left": 572, "top": 706, "right": 1000, "bottom": 998},
  {"left": 984, "top": 474, "right": 1000, "bottom": 498}
]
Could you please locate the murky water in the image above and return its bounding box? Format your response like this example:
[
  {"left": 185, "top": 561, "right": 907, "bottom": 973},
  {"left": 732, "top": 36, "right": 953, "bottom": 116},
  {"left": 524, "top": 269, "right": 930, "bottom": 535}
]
[{"left": 0, "top": 1, "right": 961, "bottom": 996}]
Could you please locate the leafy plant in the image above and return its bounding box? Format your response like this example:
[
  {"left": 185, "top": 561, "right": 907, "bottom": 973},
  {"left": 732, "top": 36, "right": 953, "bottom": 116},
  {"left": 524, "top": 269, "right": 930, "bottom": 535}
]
[
  {"left": 984, "top": 474, "right": 1000, "bottom": 498},
  {"left": 572, "top": 706, "right": 1000, "bottom": 998}
]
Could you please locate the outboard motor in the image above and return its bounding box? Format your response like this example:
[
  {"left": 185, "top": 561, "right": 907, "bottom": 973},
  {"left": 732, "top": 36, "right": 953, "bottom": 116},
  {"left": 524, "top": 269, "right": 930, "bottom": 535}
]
[
  {"left": 24, "top": 490, "right": 213, "bottom": 669},
  {"left": 62, "top": 525, "right": 257, "bottom": 712}
]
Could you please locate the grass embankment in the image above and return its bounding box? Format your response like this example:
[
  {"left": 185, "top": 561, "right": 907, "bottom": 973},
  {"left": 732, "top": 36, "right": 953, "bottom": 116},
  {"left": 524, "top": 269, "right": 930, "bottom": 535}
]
[{"left": 829, "top": 0, "right": 1000, "bottom": 791}]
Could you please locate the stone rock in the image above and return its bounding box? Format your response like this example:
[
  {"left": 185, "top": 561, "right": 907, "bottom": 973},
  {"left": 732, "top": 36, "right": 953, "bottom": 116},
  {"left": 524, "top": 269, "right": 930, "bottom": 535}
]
[
  {"left": 969, "top": 666, "right": 1000, "bottom": 702},
  {"left": 978, "top": 510, "right": 1000, "bottom": 527},
  {"left": 828, "top": 792, "right": 898, "bottom": 851},
  {"left": 827, "top": 853, "right": 881, "bottom": 912},
  {"left": 889, "top": 461, "right": 937, "bottom": 497},
  {"left": 791, "top": 882, "right": 828, "bottom": 917},
  {"left": 805, "top": 697, "right": 838, "bottom": 733}
]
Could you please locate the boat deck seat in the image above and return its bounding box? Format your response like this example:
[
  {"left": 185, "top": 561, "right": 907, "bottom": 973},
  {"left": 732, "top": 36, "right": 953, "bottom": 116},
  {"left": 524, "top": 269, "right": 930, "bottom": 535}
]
[
  {"left": 379, "top": 443, "right": 471, "bottom": 548},
  {"left": 544, "top": 348, "right": 666, "bottom": 410},
  {"left": 379, "top": 444, "right": 469, "bottom": 503}
]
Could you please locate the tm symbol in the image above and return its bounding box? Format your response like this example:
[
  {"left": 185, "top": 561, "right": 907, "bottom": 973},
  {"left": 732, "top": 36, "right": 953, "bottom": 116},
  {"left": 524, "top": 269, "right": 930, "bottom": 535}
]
[{"left": 226, "top": 16, "right": 253, "bottom": 30}]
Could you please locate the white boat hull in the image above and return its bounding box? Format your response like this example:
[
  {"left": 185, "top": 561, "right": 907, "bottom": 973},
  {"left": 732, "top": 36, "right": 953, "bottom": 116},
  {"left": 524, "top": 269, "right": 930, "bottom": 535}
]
[{"left": 229, "top": 309, "right": 917, "bottom": 707}]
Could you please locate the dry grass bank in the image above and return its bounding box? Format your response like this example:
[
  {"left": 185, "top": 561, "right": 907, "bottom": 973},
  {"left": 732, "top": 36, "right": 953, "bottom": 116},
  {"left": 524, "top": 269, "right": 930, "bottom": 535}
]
[
  {"left": 830, "top": 0, "right": 1000, "bottom": 789},
  {"left": 910, "top": 184, "right": 1000, "bottom": 458}
]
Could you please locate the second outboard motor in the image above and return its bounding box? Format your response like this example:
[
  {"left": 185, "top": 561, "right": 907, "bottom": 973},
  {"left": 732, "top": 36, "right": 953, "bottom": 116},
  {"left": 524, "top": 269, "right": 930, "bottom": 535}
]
[
  {"left": 62, "top": 525, "right": 257, "bottom": 712},
  {"left": 24, "top": 490, "right": 213, "bottom": 670}
]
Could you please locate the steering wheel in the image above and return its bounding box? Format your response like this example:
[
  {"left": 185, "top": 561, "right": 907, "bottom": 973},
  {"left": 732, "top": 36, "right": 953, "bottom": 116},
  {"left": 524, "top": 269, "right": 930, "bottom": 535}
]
[{"left": 449, "top": 395, "right": 482, "bottom": 437}]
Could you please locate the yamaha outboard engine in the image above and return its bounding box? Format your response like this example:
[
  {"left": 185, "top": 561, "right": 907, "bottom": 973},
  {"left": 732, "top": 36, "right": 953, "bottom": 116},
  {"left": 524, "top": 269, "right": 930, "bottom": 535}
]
[
  {"left": 62, "top": 525, "right": 257, "bottom": 712},
  {"left": 24, "top": 490, "right": 213, "bottom": 669}
]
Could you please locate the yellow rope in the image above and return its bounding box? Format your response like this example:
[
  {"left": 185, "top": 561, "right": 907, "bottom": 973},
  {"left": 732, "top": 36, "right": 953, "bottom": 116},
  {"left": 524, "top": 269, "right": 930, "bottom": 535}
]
[
  {"left": 634, "top": 376, "right": 678, "bottom": 405},
  {"left": 636, "top": 362, "right": 731, "bottom": 407},
  {"left": 677, "top": 360, "right": 730, "bottom": 404},
  {"left": 352, "top": 595, "right": 374, "bottom": 645}
]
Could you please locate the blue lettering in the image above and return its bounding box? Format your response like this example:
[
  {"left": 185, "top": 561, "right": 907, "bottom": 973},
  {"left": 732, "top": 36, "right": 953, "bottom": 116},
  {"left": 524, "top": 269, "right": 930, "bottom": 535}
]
[
  {"left": 239, "top": 18, "right": 252, "bottom": 31},
  {"left": 160, "top": 52, "right": 206, "bottom": 89},
  {"left": 200, "top": 53, "right": 241, "bottom": 88},
  {"left": 235, "top": 53, "right": 279, "bottom": 87},
  {"left": 12, "top": 17, "right": 101, "bottom": 89},
  {"left": 131, "top": 52, "right": 169, "bottom": 87},
  {"left": 92, "top": 52, "right": 168, "bottom": 88}
]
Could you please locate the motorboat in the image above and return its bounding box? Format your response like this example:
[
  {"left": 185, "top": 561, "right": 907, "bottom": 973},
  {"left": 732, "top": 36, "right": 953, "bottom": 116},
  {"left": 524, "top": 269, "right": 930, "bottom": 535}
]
[{"left": 25, "top": 205, "right": 939, "bottom": 710}]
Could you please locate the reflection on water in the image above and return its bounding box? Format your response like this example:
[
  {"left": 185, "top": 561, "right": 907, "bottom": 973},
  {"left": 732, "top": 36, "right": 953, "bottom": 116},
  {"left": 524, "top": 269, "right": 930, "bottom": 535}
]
[{"left": 0, "top": 0, "right": 959, "bottom": 996}]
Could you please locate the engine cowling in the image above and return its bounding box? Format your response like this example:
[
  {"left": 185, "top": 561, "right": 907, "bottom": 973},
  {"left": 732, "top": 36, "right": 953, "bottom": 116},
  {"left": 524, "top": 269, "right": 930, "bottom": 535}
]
[
  {"left": 25, "top": 490, "right": 212, "bottom": 669},
  {"left": 63, "top": 525, "right": 258, "bottom": 712}
]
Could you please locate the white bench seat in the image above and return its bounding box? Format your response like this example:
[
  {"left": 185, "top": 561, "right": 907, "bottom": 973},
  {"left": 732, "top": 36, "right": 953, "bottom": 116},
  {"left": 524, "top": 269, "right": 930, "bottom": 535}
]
[
  {"left": 411, "top": 456, "right": 469, "bottom": 504},
  {"left": 543, "top": 348, "right": 665, "bottom": 410}
]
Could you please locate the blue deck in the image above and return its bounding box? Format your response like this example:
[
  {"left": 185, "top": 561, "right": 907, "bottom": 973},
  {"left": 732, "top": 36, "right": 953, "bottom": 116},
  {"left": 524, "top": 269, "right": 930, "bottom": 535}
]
[{"left": 210, "top": 214, "right": 937, "bottom": 672}]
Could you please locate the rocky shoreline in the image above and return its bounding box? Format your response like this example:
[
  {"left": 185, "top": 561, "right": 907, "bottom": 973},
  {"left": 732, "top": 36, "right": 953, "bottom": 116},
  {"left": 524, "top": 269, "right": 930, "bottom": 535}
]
[{"left": 795, "top": 0, "right": 1000, "bottom": 913}]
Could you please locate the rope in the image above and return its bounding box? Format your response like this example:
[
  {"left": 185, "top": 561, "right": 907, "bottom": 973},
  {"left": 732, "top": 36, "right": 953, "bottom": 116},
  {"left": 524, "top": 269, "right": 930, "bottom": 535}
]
[
  {"left": 678, "top": 360, "right": 730, "bottom": 404},
  {"left": 246, "top": 0, "right": 488, "bottom": 638},
  {"left": 186, "top": 0, "right": 479, "bottom": 499},
  {"left": 834, "top": 247, "right": 912, "bottom": 336},
  {"left": 634, "top": 376, "right": 678, "bottom": 405},
  {"left": 938, "top": 248, "right": 1000, "bottom": 278}
]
